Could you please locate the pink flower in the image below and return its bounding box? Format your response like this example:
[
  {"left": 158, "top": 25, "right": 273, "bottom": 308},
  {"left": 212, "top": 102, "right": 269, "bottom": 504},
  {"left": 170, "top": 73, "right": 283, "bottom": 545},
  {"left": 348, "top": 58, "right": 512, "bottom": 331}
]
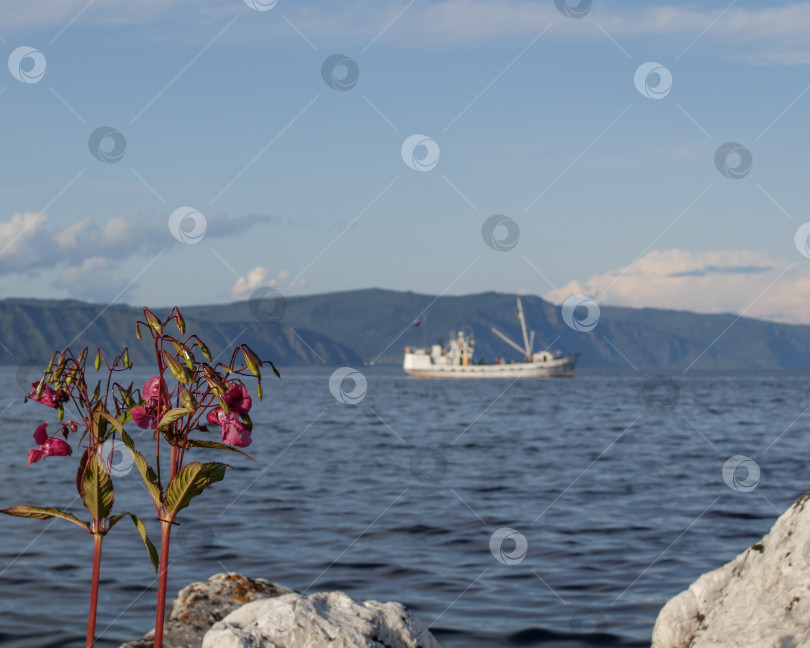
[
  {"left": 208, "top": 409, "right": 252, "bottom": 447},
  {"left": 206, "top": 382, "right": 253, "bottom": 447},
  {"left": 28, "top": 422, "right": 72, "bottom": 465},
  {"left": 131, "top": 376, "right": 170, "bottom": 429},
  {"left": 222, "top": 383, "right": 252, "bottom": 416},
  {"left": 27, "top": 381, "right": 69, "bottom": 409}
]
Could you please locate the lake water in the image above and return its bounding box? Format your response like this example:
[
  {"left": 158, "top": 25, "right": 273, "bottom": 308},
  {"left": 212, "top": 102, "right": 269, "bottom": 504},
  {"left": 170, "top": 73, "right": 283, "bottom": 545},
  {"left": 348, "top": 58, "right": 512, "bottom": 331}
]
[{"left": 0, "top": 365, "right": 808, "bottom": 647}]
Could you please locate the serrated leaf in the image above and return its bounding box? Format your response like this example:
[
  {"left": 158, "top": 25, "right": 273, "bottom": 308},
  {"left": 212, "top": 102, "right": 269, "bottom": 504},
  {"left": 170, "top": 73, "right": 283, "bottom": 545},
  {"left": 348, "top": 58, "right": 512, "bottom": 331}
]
[
  {"left": 186, "top": 438, "right": 254, "bottom": 461},
  {"left": 83, "top": 452, "right": 114, "bottom": 520},
  {"left": 95, "top": 407, "right": 125, "bottom": 436},
  {"left": 109, "top": 512, "right": 159, "bottom": 573},
  {"left": 120, "top": 429, "right": 162, "bottom": 508},
  {"left": 157, "top": 407, "right": 194, "bottom": 430},
  {"left": 76, "top": 448, "right": 91, "bottom": 496},
  {"left": 165, "top": 461, "right": 227, "bottom": 519},
  {"left": 1, "top": 505, "right": 90, "bottom": 531}
]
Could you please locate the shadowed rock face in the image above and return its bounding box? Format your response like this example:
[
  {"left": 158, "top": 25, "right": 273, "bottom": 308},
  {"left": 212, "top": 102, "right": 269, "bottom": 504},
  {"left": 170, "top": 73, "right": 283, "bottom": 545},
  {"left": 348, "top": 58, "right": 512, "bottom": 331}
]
[
  {"left": 120, "top": 572, "right": 441, "bottom": 648},
  {"left": 652, "top": 492, "right": 810, "bottom": 648}
]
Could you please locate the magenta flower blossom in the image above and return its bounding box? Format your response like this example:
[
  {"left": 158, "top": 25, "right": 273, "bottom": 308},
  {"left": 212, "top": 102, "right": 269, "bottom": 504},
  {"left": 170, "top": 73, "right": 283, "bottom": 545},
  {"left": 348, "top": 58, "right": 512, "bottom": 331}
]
[
  {"left": 206, "top": 382, "right": 253, "bottom": 447},
  {"left": 27, "top": 381, "right": 69, "bottom": 409},
  {"left": 27, "top": 422, "right": 72, "bottom": 465},
  {"left": 208, "top": 410, "right": 252, "bottom": 447},
  {"left": 131, "top": 376, "right": 170, "bottom": 429}
]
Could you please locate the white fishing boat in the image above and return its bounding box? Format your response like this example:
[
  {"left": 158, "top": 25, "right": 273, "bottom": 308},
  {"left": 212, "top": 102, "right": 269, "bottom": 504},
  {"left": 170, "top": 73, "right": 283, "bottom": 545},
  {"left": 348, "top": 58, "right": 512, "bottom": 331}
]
[{"left": 402, "top": 298, "right": 579, "bottom": 378}]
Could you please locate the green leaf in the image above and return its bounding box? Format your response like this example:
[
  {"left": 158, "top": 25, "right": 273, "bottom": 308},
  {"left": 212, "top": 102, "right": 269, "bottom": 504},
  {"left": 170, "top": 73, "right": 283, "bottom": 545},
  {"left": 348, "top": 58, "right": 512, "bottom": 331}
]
[
  {"left": 94, "top": 407, "right": 125, "bottom": 436},
  {"left": 1, "top": 505, "right": 90, "bottom": 531},
  {"left": 165, "top": 461, "right": 227, "bottom": 519},
  {"left": 76, "top": 448, "right": 91, "bottom": 496},
  {"left": 82, "top": 452, "right": 114, "bottom": 520},
  {"left": 109, "top": 512, "right": 159, "bottom": 573},
  {"left": 157, "top": 407, "right": 194, "bottom": 430},
  {"left": 186, "top": 438, "right": 254, "bottom": 460},
  {"left": 94, "top": 349, "right": 102, "bottom": 372},
  {"left": 120, "top": 429, "right": 162, "bottom": 509}
]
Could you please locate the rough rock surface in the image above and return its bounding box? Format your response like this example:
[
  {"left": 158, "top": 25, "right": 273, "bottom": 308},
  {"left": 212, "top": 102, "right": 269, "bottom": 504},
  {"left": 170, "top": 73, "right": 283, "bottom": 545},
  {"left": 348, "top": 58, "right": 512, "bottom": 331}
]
[
  {"left": 120, "top": 572, "right": 293, "bottom": 648},
  {"left": 202, "top": 590, "right": 441, "bottom": 648},
  {"left": 652, "top": 492, "right": 810, "bottom": 648},
  {"left": 121, "top": 572, "right": 440, "bottom": 648}
]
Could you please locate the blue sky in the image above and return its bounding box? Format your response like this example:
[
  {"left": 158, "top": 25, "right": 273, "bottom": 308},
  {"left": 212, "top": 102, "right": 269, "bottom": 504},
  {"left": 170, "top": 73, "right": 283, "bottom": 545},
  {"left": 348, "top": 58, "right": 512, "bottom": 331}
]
[{"left": 2, "top": 0, "right": 810, "bottom": 322}]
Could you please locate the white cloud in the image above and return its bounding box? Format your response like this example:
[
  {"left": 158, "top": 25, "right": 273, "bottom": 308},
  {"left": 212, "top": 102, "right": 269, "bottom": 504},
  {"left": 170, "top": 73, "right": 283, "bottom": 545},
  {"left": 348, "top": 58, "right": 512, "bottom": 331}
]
[
  {"left": 0, "top": 212, "right": 47, "bottom": 269},
  {"left": 231, "top": 266, "right": 306, "bottom": 298},
  {"left": 544, "top": 249, "right": 810, "bottom": 324},
  {"left": 0, "top": 210, "right": 274, "bottom": 301},
  {"left": 5, "top": 2, "right": 810, "bottom": 63},
  {"left": 53, "top": 218, "right": 92, "bottom": 249},
  {"left": 55, "top": 256, "right": 132, "bottom": 303}
]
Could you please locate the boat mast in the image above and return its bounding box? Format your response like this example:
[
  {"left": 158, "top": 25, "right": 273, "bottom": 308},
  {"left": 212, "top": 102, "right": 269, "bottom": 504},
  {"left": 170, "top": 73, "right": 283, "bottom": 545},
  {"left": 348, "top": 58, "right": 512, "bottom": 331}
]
[
  {"left": 491, "top": 327, "right": 528, "bottom": 356},
  {"left": 491, "top": 298, "right": 534, "bottom": 361},
  {"left": 516, "top": 298, "right": 532, "bottom": 358}
]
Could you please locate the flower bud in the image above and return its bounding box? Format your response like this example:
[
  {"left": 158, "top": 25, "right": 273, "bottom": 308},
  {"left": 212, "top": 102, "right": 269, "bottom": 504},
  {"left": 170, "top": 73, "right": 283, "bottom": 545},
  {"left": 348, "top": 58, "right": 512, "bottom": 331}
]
[
  {"left": 162, "top": 350, "right": 190, "bottom": 383},
  {"left": 242, "top": 346, "right": 261, "bottom": 378},
  {"left": 144, "top": 307, "right": 163, "bottom": 335},
  {"left": 178, "top": 384, "right": 197, "bottom": 410},
  {"left": 175, "top": 310, "right": 186, "bottom": 335}
]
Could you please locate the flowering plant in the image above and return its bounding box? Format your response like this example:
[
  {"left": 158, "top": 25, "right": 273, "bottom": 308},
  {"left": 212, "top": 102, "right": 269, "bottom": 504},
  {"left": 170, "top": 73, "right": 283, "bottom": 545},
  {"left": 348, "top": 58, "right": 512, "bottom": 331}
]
[
  {"left": 1, "top": 307, "right": 276, "bottom": 648},
  {"left": 3, "top": 345, "right": 158, "bottom": 646},
  {"left": 128, "top": 307, "right": 275, "bottom": 647}
]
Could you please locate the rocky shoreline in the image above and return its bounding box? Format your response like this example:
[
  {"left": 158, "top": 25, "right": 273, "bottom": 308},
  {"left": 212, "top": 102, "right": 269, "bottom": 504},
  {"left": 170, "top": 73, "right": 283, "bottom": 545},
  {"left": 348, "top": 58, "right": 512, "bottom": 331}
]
[
  {"left": 121, "top": 572, "right": 440, "bottom": 648},
  {"left": 652, "top": 492, "right": 810, "bottom": 647}
]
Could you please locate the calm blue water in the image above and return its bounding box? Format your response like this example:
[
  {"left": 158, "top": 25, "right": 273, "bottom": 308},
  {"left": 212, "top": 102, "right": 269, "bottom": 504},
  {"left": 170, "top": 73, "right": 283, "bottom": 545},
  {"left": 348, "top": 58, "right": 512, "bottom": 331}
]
[{"left": 0, "top": 366, "right": 808, "bottom": 647}]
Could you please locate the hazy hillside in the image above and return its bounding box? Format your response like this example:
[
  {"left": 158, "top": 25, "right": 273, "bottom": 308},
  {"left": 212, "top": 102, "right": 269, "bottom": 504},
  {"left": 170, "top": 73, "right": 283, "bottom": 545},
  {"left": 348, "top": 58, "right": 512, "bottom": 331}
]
[
  {"left": 0, "top": 299, "right": 361, "bottom": 371},
  {"left": 2, "top": 290, "right": 810, "bottom": 371}
]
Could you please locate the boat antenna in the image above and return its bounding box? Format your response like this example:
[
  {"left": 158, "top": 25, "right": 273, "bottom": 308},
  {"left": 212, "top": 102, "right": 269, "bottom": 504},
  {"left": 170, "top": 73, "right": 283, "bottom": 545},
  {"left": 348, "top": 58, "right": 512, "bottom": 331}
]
[{"left": 423, "top": 310, "right": 428, "bottom": 349}]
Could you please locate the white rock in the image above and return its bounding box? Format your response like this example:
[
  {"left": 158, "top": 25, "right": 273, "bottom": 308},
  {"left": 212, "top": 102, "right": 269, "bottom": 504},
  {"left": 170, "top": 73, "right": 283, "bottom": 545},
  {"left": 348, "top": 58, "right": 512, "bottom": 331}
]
[
  {"left": 202, "top": 590, "right": 441, "bottom": 648},
  {"left": 652, "top": 492, "right": 810, "bottom": 648}
]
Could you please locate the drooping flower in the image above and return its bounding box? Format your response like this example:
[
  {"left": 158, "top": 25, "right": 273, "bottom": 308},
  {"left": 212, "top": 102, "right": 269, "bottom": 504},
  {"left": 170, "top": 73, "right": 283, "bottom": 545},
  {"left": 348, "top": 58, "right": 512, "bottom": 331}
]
[
  {"left": 28, "top": 422, "right": 72, "bottom": 465},
  {"left": 131, "top": 376, "right": 170, "bottom": 429},
  {"left": 206, "top": 382, "right": 253, "bottom": 447},
  {"left": 27, "top": 381, "right": 69, "bottom": 409},
  {"left": 208, "top": 409, "right": 252, "bottom": 447}
]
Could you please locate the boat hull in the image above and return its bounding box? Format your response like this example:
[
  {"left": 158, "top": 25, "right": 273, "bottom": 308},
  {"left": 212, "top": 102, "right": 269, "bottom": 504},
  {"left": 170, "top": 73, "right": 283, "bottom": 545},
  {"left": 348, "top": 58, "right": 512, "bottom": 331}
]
[{"left": 403, "top": 354, "right": 578, "bottom": 379}]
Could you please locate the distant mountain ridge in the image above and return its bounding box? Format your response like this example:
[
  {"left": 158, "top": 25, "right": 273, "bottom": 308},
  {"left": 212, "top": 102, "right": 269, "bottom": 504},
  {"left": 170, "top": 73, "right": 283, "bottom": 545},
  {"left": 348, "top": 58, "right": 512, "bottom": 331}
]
[{"left": 1, "top": 289, "right": 810, "bottom": 370}]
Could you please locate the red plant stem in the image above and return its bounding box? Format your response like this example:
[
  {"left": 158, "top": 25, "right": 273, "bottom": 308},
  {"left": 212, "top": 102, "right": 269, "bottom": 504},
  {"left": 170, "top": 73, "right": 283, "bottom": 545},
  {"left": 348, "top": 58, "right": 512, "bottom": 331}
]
[
  {"left": 153, "top": 520, "right": 173, "bottom": 648},
  {"left": 86, "top": 531, "right": 103, "bottom": 648}
]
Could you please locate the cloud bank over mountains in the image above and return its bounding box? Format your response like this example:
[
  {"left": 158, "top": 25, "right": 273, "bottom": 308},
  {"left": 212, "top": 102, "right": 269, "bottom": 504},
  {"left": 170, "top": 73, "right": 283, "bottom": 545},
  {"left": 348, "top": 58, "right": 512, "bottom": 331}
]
[{"left": 544, "top": 249, "right": 810, "bottom": 324}]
